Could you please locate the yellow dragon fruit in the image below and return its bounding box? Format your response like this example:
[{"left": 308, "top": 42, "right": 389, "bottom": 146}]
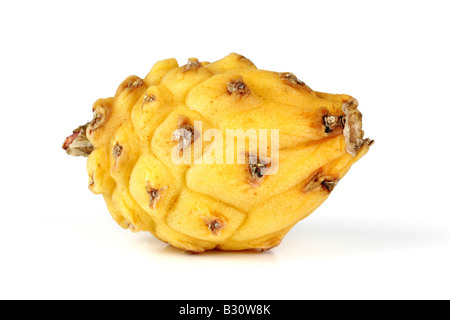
[{"left": 62, "top": 53, "right": 373, "bottom": 253}]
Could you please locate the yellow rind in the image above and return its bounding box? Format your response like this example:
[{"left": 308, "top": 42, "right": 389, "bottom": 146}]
[{"left": 82, "top": 53, "right": 371, "bottom": 252}]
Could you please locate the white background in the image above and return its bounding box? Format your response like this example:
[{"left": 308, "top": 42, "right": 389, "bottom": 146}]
[{"left": 1, "top": 0, "right": 449, "bottom": 300}]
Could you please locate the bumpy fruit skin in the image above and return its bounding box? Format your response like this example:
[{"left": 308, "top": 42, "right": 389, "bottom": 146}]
[{"left": 63, "top": 53, "right": 372, "bottom": 253}]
